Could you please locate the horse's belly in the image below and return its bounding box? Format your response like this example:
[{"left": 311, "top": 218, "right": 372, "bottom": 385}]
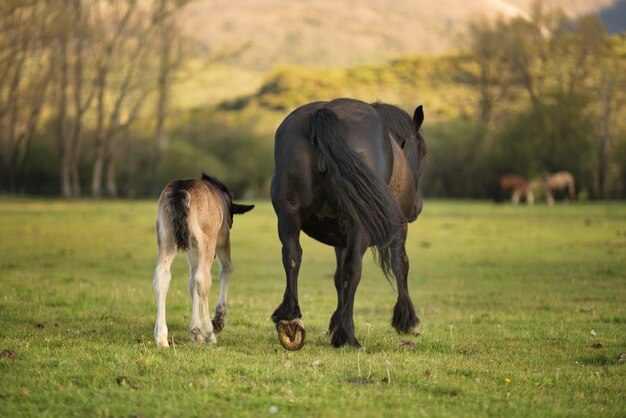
[{"left": 302, "top": 216, "right": 346, "bottom": 248}]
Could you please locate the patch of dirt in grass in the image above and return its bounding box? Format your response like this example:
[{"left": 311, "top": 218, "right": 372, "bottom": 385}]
[
  {"left": 398, "top": 339, "right": 416, "bottom": 350},
  {"left": 1, "top": 350, "right": 17, "bottom": 360},
  {"left": 578, "top": 354, "right": 617, "bottom": 366},
  {"left": 591, "top": 343, "right": 603, "bottom": 349},
  {"left": 458, "top": 347, "right": 473, "bottom": 356},
  {"left": 346, "top": 377, "right": 373, "bottom": 385},
  {"left": 35, "top": 323, "right": 45, "bottom": 329},
  {"left": 116, "top": 375, "right": 142, "bottom": 389}
]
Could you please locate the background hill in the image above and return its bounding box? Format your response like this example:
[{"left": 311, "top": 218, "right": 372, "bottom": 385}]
[
  {"left": 2, "top": 0, "right": 624, "bottom": 199},
  {"left": 182, "top": 0, "right": 616, "bottom": 70}
]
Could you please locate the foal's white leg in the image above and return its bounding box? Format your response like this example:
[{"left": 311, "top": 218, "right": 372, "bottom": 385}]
[
  {"left": 153, "top": 248, "right": 176, "bottom": 348},
  {"left": 186, "top": 248, "right": 204, "bottom": 343},
  {"left": 213, "top": 243, "right": 233, "bottom": 333},
  {"left": 188, "top": 246, "right": 216, "bottom": 344}
]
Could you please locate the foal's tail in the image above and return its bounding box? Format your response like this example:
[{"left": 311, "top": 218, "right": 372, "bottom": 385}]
[
  {"left": 307, "top": 107, "right": 403, "bottom": 279},
  {"left": 165, "top": 183, "right": 191, "bottom": 252}
]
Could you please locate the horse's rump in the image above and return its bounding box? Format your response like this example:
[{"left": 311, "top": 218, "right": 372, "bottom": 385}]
[{"left": 305, "top": 104, "right": 403, "bottom": 278}]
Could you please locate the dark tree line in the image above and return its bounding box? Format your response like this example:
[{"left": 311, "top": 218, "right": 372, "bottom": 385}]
[{"left": 0, "top": 0, "right": 185, "bottom": 197}]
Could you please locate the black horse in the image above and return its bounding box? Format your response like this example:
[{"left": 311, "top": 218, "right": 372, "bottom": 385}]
[{"left": 270, "top": 98, "right": 427, "bottom": 350}]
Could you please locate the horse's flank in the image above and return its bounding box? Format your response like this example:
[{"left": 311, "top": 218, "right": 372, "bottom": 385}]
[{"left": 544, "top": 171, "right": 575, "bottom": 205}]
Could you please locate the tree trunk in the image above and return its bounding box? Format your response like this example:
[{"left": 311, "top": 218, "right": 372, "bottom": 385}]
[
  {"left": 105, "top": 151, "right": 118, "bottom": 198},
  {"left": 598, "top": 74, "right": 613, "bottom": 199},
  {"left": 56, "top": 32, "right": 71, "bottom": 198}
]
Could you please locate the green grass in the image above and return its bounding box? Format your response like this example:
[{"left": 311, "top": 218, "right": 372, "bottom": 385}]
[{"left": 0, "top": 199, "right": 625, "bottom": 417}]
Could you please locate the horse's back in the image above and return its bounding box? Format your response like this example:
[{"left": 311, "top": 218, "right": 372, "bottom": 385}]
[
  {"left": 500, "top": 174, "right": 528, "bottom": 191},
  {"left": 548, "top": 171, "right": 575, "bottom": 186}
]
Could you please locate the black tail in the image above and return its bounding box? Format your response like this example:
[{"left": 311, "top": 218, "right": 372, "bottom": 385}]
[
  {"left": 307, "top": 107, "right": 403, "bottom": 279},
  {"left": 166, "top": 184, "right": 191, "bottom": 251}
]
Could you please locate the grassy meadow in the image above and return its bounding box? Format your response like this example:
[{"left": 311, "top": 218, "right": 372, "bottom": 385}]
[{"left": 0, "top": 198, "right": 625, "bottom": 417}]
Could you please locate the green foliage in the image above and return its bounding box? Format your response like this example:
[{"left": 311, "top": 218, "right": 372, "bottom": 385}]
[
  {"left": 0, "top": 199, "right": 625, "bottom": 416},
  {"left": 422, "top": 120, "right": 493, "bottom": 198},
  {"left": 160, "top": 139, "right": 228, "bottom": 186},
  {"left": 256, "top": 67, "right": 347, "bottom": 111},
  {"left": 492, "top": 93, "right": 598, "bottom": 193},
  {"left": 170, "top": 108, "right": 274, "bottom": 198}
]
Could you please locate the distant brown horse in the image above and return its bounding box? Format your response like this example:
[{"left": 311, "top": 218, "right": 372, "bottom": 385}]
[
  {"left": 544, "top": 171, "right": 575, "bottom": 205},
  {"left": 153, "top": 174, "right": 254, "bottom": 347},
  {"left": 499, "top": 174, "right": 534, "bottom": 205}
]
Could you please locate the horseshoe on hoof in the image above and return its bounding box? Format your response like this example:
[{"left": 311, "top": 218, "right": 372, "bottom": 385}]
[{"left": 277, "top": 318, "right": 306, "bottom": 351}]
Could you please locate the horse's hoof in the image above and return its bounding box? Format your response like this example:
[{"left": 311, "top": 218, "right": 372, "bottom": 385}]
[
  {"left": 212, "top": 317, "right": 224, "bottom": 334},
  {"left": 409, "top": 324, "right": 420, "bottom": 336},
  {"left": 277, "top": 318, "right": 306, "bottom": 351},
  {"left": 155, "top": 338, "right": 169, "bottom": 348},
  {"left": 396, "top": 324, "right": 420, "bottom": 336}
]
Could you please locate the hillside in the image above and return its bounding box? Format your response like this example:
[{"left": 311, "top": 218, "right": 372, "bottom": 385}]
[{"left": 181, "top": 0, "right": 616, "bottom": 70}]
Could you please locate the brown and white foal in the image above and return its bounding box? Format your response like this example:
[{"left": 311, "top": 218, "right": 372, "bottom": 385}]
[{"left": 153, "top": 173, "right": 254, "bottom": 347}]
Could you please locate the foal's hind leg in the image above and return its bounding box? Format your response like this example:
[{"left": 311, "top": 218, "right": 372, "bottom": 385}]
[
  {"left": 212, "top": 239, "right": 233, "bottom": 334},
  {"left": 187, "top": 246, "right": 217, "bottom": 344},
  {"left": 391, "top": 227, "right": 420, "bottom": 335},
  {"left": 153, "top": 243, "right": 176, "bottom": 348},
  {"left": 272, "top": 208, "right": 305, "bottom": 350}
]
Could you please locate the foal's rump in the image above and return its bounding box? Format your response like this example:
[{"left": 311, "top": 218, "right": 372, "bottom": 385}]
[
  {"left": 159, "top": 181, "right": 192, "bottom": 251},
  {"left": 157, "top": 179, "right": 224, "bottom": 252}
]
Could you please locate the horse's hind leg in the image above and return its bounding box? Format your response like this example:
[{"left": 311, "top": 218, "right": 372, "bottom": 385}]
[
  {"left": 272, "top": 208, "right": 305, "bottom": 350},
  {"left": 328, "top": 247, "right": 345, "bottom": 334},
  {"left": 212, "top": 238, "right": 233, "bottom": 334},
  {"left": 391, "top": 228, "right": 420, "bottom": 335},
  {"left": 330, "top": 231, "right": 367, "bottom": 348},
  {"left": 153, "top": 239, "right": 176, "bottom": 348}
]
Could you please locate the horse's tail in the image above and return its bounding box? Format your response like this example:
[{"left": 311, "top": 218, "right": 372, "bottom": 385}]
[
  {"left": 307, "top": 107, "right": 403, "bottom": 279},
  {"left": 165, "top": 183, "right": 191, "bottom": 252}
]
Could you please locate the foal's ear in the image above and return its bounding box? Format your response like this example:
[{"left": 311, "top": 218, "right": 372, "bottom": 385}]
[
  {"left": 413, "top": 105, "right": 424, "bottom": 130},
  {"left": 232, "top": 203, "right": 255, "bottom": 215}
]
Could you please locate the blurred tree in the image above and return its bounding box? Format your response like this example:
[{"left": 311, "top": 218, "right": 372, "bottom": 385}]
[
  {"left": 90, "top": 0, "right": 154, "bottom": 198},
  {"left": 150, "top": 0, "right": 186, "bottom": 197},
  {"left": 53, "top": 0, "right": 97, "bottom": 198},
  {"left": 0, "top": 1, "right": 55, "bottom": 193}
]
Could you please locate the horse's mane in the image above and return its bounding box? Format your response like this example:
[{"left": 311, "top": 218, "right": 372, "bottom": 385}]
[
  {"left": 371, "top": 102, "right": 427, "bottom": 158},
  {"left": 201, "top": 173, "right": 233, "bottom": 199}
]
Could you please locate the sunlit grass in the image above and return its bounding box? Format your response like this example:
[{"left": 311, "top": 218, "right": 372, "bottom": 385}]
[{"left": 0, "top": 199, "right": 624, "bottom": 417}]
